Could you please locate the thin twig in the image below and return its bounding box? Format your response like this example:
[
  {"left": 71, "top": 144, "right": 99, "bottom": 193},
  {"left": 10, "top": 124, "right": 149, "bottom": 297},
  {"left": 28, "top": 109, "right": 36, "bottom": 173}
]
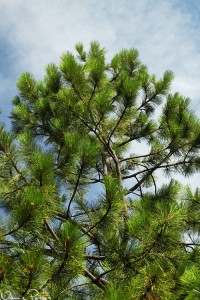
[
  {"left": 66, "top": 164, "right": 84, "bottom": 217},
  {"left": 45, "top": 220, "right": 61, "bottom": 243}
]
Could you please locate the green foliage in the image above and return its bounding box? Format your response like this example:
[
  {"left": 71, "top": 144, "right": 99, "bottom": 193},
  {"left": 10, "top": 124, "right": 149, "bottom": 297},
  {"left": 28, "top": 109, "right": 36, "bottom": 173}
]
[{"left": 0, "top": 41, "right": 199, "bottom": 299}]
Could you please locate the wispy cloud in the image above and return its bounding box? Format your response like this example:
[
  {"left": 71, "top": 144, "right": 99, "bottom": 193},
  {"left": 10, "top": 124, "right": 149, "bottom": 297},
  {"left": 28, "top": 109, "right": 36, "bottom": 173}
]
[{"left": 0, "top": 1, "right": 200, "bottom": 97}]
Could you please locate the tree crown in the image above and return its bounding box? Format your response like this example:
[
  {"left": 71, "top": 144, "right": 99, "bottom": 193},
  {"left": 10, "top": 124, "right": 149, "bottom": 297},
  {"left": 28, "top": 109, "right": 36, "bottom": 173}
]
[{"left": 0, "top": 41, "right": 200, "bottom": 299}]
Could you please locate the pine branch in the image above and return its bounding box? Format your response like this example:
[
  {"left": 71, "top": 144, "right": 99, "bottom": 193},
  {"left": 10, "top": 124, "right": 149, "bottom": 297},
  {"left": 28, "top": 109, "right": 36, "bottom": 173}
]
[
  {"left": 88, "top": 83, "right": 97, "bottom": 105},
  {"left": 85, "top": 194, "right": 112, "bottom": 233},
  {"left": 135, "top": 175, "right": 143, "bottom": 197},
  {"left": 108, "top": 107, "right": 127, "bottom": 143},
  {"left": 56, "top": 213, "right": 102, "bottom": 247},
  {"left": 71, "top": 82, "right": 84, "bottom": 101},
  {"left": 66, "top": 164, "right": 84, "bottom": 217},
  {"left": 87, "top": 83, "right": 98, "bottom": 126},
  {"left": 1, "top": 213, "right": 32, "bottom": 237},
  {"left": 127, "top": 152, "right": 173, "bottom": 194},
  {"left": 137, "top": 92, "right": 157, "bottom": 111},
  {"left": 21, "top": 268, "right": 33, "bottom": 298},
  {"left": 106, "top": 144, "right": 128, "bottom": 220},
  {"left": 117, "top": 126, "right": 159, "bottom": 148},
  {"left": 151, "top": 173, "right": 157, "bottom": 195},
  {"left": 123, "top": 161, "right": 155, "bottom": 180},
  {"left": 60, "top": 281, "right": 93, "bottom": 295},
  {"left": 4, "top": 148, "right": 28, "bottom": 184},
  {"left": 131, "top": 221, "right": 167, "bottom": 265},
  {"left": 84, "top": 268, "right": 107, "bottom": 290},
  {"left": 96, "top": 268, "right": 115, "bottom": 281},
  {"left": 55, "top": 249, "right": 69, "bottom": 276},
  {"left": 120, "top": 146, "right": 169, "bottom": 162},
  {"left": 85, "top": 255, "right": 106, "bottom": 261},
  {"left": 45, "top": 220, "right": 61, "bottom": 244}
]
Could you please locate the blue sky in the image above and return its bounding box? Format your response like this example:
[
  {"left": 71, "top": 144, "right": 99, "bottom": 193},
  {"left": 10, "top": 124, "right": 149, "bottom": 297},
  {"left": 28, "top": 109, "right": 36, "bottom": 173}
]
[{"left": 0, "top": 0, "right": 200, "bottom": 186}]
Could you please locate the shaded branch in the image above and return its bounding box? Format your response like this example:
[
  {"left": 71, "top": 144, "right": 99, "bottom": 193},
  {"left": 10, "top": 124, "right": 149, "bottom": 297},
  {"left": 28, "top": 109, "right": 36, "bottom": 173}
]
[
  {"left": 127, "top": 152, "right": 173, "bottom": 194},
  {"left": 84, "top": 268, "right": 107, "bottom": 290},
  {"left": 108, "top": 107, "right": 127, "bottom": 143},
  {"left": 117, "top": 127, "right": 159, "bottom": 148},
  {"left": 1, "top": 213, "right": 32, "bottom": 238},
  {"left": 85, "top": 255, "right": 106, "bottom": 261},
  {"left": 56, "top": 213, "right": 102, "bottom": 246},
  {"left": 66, "top": 164, "right": 84, "bottom": 217}
]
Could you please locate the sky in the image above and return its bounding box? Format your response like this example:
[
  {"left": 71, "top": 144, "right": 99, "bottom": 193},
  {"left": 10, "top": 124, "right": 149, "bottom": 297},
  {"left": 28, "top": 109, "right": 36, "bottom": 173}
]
[{"left": 0, "top": 0, "right": 200, "bottom": 188}]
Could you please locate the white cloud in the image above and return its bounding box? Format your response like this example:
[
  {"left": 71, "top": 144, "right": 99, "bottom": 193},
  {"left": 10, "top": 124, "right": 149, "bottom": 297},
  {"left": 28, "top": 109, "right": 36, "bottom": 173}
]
[
  {"left": 0, "top": 0, "right": 200, "bottom": 95},
  {"left": 0, "top": 0, "right": 199, "bottom": 115},
  {"left": 0, "top": 3, "right": 199, "bottom": 112},
  {"left": 0, "top": 0, "right": 117, "bottom": 77}
]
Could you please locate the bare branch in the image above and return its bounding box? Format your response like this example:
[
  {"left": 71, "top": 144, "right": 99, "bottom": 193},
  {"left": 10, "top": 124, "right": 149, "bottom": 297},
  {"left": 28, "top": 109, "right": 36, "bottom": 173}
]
[
  {"left": 85, "top": 255, "right": 106, "bottom": 261},
  {"left": 84, "top": 268, "right": 107, "bottom": 290},
  {"left": 45, "top": 220, "right": 61, "bottom": 244}
]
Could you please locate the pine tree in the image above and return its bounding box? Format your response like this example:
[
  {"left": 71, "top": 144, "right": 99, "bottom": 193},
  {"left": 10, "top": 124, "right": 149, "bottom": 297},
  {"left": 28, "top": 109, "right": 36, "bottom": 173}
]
[{"left": 0, "top": 41, "right": 200, "bottom": 299}]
